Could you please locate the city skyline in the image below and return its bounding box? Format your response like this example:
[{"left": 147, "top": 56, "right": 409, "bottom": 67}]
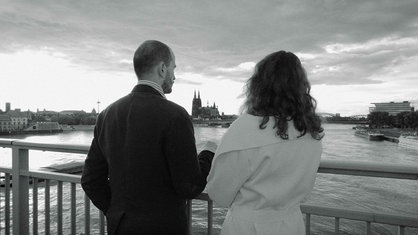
[
  {"left": 1, "top": 1, "right": 418, "bottom": 116},
  {"left": 1, "top": 100, "right": 415, "bottom": 118},
  {"left": 0, "top": 92, "right": 226, "bottom": 116}
]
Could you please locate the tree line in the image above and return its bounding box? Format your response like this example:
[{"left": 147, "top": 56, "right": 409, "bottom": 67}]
[
  {"left": 31, "top": 112, "right": 97, "bottom": 125},
  {"left": 368, "top": 111, "right": 418, "bottom": 129}
]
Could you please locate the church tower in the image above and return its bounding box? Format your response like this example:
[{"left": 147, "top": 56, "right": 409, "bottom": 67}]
[
  {"left": 191, "top": 90, "right": 220, "bottom": 119},
  {"left": 192, "top": 90, "right": 202, "bottom": 118},
  {"left": 197, "top": 91, "right": 202, "bottom": 107}
]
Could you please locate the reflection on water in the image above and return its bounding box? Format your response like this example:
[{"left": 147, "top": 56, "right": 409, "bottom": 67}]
[{"left": 0, "top": 124, "right": 417, "bottom": 234}]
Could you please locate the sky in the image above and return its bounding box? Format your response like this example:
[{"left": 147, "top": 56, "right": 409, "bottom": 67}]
[{"left": 1, "top": 0, "right": 418, "bottom": 116}]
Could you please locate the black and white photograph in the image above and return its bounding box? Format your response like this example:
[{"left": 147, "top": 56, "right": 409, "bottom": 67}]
[{"left": 0, "top": 0, "right": 417, "bottom": 234}]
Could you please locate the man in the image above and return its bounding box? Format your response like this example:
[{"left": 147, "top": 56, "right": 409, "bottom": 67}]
[{"left": 81, "top": 40, "right": 216, "bottom": 235}]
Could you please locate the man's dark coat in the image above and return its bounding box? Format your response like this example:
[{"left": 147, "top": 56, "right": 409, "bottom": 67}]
[{"left": 81, "top": 85, "right": 214, "bottom": 235}]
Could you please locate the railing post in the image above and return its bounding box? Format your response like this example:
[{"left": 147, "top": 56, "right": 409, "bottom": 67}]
[
  {"left": 84, "top": 195, "right": 91, "bottom": 235},
  {"left": 207, "top": 200, "right": 213, "bottom": 235},
  {"left": 5, "top": 173, "right": 11, "bottom": 235},
  {"left": 33, "top": 178, "right": 38, "bottom": 235},
  {"left": 71, "top": 183, "right": 76, "bottom": 235},
  {"left": 398, "top": 225, "right": 405, "bottom": 235},
  {"left": 335, "top": 217, "right": 340, "bottom": 234},
  {"left": 100, "top": 212, "right": 106, "bottom": 235},
  {"left": 186, "top": 200, "right": 192, "bottom": 235},
  {"left": 45, "top": 179, "right": 51, "bottom": 235},
  {"left": 365, "top": 221, "right": 371, "bottom": 235},
  {"left": 12, "top": 147, "right": 29, "bottom": 235},
  {"left": 305, "top": 214, "right": 311, "bottom": 235},
  {"left": 57, "top": 181, "right": 63, "bottom": 235}
]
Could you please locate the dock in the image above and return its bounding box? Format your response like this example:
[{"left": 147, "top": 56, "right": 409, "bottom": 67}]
[
  {"left": 383, "top": 135, "right": 399, "bottom": 143},
  {"left": 377, "top": 129, "right": 401, "bottom": 143},
  {"left": 40, "top": 161, "right": 84, "bottom": 174}
]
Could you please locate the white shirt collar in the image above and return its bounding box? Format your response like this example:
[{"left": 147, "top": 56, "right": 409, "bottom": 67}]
[{"left": 137, "top": 80, "right": 166, "bottom": 99}]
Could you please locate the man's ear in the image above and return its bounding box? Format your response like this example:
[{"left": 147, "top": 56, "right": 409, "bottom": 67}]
[{"left": 158, "top": 62, "right": 167, "bottom": 77}]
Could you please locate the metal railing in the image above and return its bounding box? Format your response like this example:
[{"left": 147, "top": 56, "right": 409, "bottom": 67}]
[
  {"left": 1, "top": 139, "right": 418, "bottom": 235},
  {"left": 307, "top": 160, "right": 418, "bottom": 235}
]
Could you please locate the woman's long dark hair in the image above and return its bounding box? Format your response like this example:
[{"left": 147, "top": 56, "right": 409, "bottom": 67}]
[{"left": 242, "top": 50, "right": 323, "bottom": 140}]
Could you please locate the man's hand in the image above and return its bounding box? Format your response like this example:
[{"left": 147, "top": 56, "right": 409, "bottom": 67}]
[{"left": 202, "top": 141, "right": 218, "bottom": 153}]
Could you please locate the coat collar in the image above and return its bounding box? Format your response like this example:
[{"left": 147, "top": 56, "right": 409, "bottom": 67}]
[{"left": 215, "top": 113, "right": 308, "bottom": 157}]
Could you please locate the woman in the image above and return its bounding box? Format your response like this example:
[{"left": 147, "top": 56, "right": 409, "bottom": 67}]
[{"left": 206, "top": 51, "right": 324, "bottom": 234}]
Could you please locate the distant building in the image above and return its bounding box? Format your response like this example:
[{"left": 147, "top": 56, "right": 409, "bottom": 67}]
[
  {"left": 6, "top": 110, "right": 31, "bottom": 130},
  {"left": 5, "top": 102, "right": 11, "bottom": 112},
  {"left": 191, "top": 90, "right": 220, "bottom": 119},
  {"left": 60, "top": 110, "right": 86, "bottom": 116},
  {"left": 192, "top": 91, "right": 202, "bottom": 118},
  {"left": 35, "top": 109, "right": 58, "bottom": 121},
  {"left": 369, "top": 101, "right": 414, "bottom": 116},
  {"left": 37, "top": 109, "right": 58, "bottom": 115},
  {"left": 0, "top": 114, "right": 12, "bottom": 132}
]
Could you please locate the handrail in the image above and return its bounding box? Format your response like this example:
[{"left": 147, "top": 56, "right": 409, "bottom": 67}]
[
  {"left": 0, "top": 139, "right": 89, "bottom": 154},
  {"left": 1, "top": 138, "right": 418, "bottom": 235},
  {"left": 318, "top": 159, "right": 418, "bottom": 180},
  {"left": 2, "top": 139, "right": 418, "bottom": 180}
]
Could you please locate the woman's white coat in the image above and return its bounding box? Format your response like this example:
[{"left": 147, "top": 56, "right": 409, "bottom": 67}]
[{"left": 206, "top": 113, "right": 322, "bottom": 235}]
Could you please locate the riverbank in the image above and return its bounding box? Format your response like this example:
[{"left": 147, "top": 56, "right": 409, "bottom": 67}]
[
  {"left": 0, "top": 125, "right": 94, "bottom": 136},
  {"left": 61, "top": 124, "right": 94, "bottom": 131},
  {"left": 0, "top": 129, "right": 63, "bottom": 136}
]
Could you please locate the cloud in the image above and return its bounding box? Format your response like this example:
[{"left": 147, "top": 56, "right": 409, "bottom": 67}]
[
  {"left": 200, "top": 62, "right": 256, "bottom": 82},
  {"left": 215, "top": 62, "right": 255, "bottom": 73},
  {"left": 1, "top": 0, "right": 418, "bottom": 115}
]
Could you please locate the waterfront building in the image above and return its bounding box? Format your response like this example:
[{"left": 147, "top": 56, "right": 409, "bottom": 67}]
[
  {"left": 191, "top": 90, "right": 220, "bottom": 119},
  {"left": 369, "top": 101, "right": 414, "bottom": 116},
  {"left": 6, "top": 110, "right": 31, "bottom": 130},
  {"left": 25, "top": 121, "right": 62, "bottom": 132},
  {"left": 0, "top": 114, "right": 12, "bottom": 132}
]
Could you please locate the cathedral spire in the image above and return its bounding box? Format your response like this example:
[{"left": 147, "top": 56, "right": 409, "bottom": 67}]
[
  {"left": 198, "top": 90, "right": 200, "bottom": 99},
  {"left": 194, "top": 90, "right": 196, "bottom": 99}
]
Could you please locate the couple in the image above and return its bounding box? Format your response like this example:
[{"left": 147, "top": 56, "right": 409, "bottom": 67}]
[{"left": 81, "top": 40, "right": 324, "bottom": 235}]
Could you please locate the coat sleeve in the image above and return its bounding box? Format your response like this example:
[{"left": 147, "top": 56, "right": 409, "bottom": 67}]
[
  {"left": 206, "top": 151, "right": 252, "bottom": 208},
  {"left": 81, "top": 124, "right": 111, "bottom": 213},
  {"left": 164, "top": 109, "right": 214, "bottom": 199}
]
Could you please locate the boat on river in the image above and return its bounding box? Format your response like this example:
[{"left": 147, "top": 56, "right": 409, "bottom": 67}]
[
  {"left": 354, "top": 129, "right": 385, "bottom": 141},
  {"left": 398, "top": 133, "right": 418, "bottom": 151}
]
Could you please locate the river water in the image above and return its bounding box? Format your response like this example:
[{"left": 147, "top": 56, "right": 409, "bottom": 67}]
[{"left": 0, "top": 123, "right": 417, "bottom": 234}]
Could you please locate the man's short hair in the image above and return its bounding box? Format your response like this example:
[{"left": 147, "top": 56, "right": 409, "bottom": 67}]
[{"left": 133, "top": 40, "right": 172, "bottom": 79}]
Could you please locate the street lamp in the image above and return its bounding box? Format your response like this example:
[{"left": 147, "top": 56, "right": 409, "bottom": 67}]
[{"left": 97, "top": 100, "right": 101, "bottom": 113}]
